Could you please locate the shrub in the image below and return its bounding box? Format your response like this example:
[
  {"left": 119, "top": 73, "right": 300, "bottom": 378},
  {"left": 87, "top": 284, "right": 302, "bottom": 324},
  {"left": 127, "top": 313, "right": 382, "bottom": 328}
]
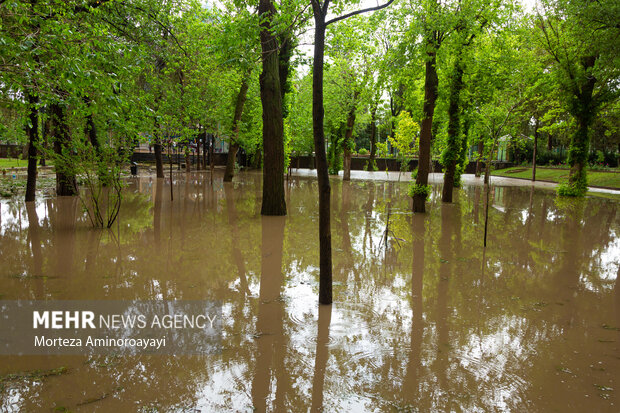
[
  {"left": 407, "top": 182, "right": 431, "bottom": 200},
  {"left": 358, "top": 148, "right": 369, "bottom": 155}
]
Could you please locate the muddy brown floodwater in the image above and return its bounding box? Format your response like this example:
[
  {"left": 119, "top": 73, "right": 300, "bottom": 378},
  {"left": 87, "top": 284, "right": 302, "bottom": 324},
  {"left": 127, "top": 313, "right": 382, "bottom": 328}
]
[{"left": 1, "top": 170, "right": 619, "bottom": 412}]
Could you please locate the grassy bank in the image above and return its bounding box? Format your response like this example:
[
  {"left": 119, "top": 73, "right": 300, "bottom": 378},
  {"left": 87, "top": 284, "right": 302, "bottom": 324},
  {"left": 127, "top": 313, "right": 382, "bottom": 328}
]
[
  {"left": 492, "top": 166, "right": 620, "bottom": 189},
  {"left": 0, "top": 158, "right": 26, "bottom": 168}
]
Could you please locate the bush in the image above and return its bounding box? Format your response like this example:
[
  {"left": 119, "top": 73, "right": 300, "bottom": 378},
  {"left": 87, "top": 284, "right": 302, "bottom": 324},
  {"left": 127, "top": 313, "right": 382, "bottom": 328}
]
[
  {"left": 358, "top": 148, "right": 369, "bottom": 155},
  {"left": 536, "top": 149, "right": 565, "bottom": 166},
  {"left": 588, "top": 149, "right": 619, "bottom": 168},
  {"left": 407, "top": 182, "right": 431, "bottom": 200},
  {"left": 557, "top": 169, "right": 587, "bottom": 197}
]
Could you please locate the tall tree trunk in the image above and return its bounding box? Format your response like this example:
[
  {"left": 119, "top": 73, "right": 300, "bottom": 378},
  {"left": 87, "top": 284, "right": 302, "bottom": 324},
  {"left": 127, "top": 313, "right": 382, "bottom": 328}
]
[
  {"left": 202, "top": 133, "right": 208, "bottom": 170},
  {"left": 342, "top": 94, "right": 358, "bottom": 181},
  {"left": 311, "top": 9, "right": 332, "bottom": 305},
  {"left": 40, "top": 117, "right": 50, "bottom": 166},
  {"left": 25, "top": 92, "right": 39, "bottom": 202},
  {"left": 225, "top": 71, "right": 251, "bottom": 182},
  {"left": 196, "top": 135, "right": 201, "bottom": 171},
  {"left": 83, "top": 96, "right": 99, "bottom": 151},
  {"left": 259, "top": 0, "right": 286, "bottom": 216},
  {"left": 50, "top": 102, "right": 78, "bottom": 196},
  {"left": 532, "top": 118, "right": 539, "bottom": 181},
  {"left": 209, "top": 134, "right": 215, "bottom": 175},
  {"left": 154, "top": 137, "right": 164, "bottom": 178},
  {"left": 413, "top": 44, "right": 439, "bottom": 213},
  {"left": 368, "top": 103, "right": 378, "bottom": 171},
  {"left": 441, "top": 54, "right": 464, "bottom": 203},
  {"left": 310, "top": 0, "right": 394, "bottom": 304},
  {"left": 567, "top": 56, "right": 597, "bottom": 194},
  {"left": 224, "top": 143, "right": 239, "bottom": 181},
  {"left": 279, "top": 35, "right": 294, "bottom": 117}
]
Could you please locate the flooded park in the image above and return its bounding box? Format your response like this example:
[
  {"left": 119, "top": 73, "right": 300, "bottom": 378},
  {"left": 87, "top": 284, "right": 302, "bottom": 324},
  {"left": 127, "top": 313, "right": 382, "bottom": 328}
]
[{"left": 1, "top": 170, "right": 619, "bottom": 412}]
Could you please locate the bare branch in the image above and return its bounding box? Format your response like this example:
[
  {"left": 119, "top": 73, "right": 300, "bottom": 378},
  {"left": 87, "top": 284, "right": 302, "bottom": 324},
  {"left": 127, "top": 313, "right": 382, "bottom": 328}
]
[{"left": 325, "top": 0, "right": 395, "bottom": 26}]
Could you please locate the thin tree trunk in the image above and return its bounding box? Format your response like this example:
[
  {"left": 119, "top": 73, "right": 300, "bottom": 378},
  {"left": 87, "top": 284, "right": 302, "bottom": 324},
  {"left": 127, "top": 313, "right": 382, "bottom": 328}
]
[
  {"left": 311, "top": 10, "right": 332, "bottom": 305},
  {"left": 50, "top": 102, "right": 78, "bottom": 196},
  {"left": 368, "top": 103, "right": 378, "bottom": 171},
  {"left": 413, "top": 44, "right": 439, "bottom": 213},
  {"left": 310, "top": 0, "right": 394, "bottom": 304},
  {"left": 259, "top": 0, "right": 286, "bottom": 216},
  {"left": 196, "top": 135, "right": 202, "bottom": 171},
  {"left": 40, "top": 117, "right": 49, "bottom": 166},
  {"left": 83, "top": 96, "right": 99, "bottom": 151},
  {"left": 532, "top": 118, "right": 539, "bottom": 181},
  {"left": 25, "top": 92, "right": 39, "bottom": 202},
  {"left": 342, "top": 98, "right": 358, "bottom": 181},
  {"left": 225, "top": 71, "right": 251, "bottom": 182},
  {"left": 209, "top": 134, "right": 215, "bottom": 176},
  {"left": 202, "top": 133, "right": 208, "bottom": 170}
]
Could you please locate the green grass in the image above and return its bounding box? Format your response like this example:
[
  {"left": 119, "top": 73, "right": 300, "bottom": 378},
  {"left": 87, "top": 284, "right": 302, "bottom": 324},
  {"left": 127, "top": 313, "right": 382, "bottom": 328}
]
[
  {"left": 492, "top": 166, "right": 620, "bottom": 189},
  {"left": 0, "top": 158, "right": 26, "bottom": 168}
]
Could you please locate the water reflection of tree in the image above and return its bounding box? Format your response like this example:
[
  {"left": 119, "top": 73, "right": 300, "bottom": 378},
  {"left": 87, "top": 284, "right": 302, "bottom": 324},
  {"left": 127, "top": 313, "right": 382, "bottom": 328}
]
[{"left": 251, "top": 216, "right": 286, "bottom": 412}]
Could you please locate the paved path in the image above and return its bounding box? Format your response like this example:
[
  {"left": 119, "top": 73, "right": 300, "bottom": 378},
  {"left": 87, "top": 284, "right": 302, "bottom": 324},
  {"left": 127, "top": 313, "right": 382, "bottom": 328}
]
[{"left": 288, "top": 168, "right": 620, "bottom": 195}]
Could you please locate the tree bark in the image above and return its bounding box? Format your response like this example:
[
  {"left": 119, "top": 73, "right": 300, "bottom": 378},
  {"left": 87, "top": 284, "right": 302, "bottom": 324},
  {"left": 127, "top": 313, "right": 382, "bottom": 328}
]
[
  {"left": 311, "top": 0, "right": 394, "bottom": 304},
  {"left": 441, "top": 54, "right": 464, "bottom": 203},
  {"left": 196, "top": 135, "right": 201, "bottom": 170},
  {"left": 83, "top": 96, "right": 99, "bottom": 151},
  {"left": 25, "top": 92, "right": 39, "bottom": 202},
  {"left": 279, "top": 35, "right": 294, "bottom": 117},
  {"left": 368, "top": 103, "right": 378, "bottom": 171},
  {"left": 532, "top": 118, "right": 539, "bottom": 181},
  {"left": 225, "top": 71, "right": 251, "bottom": 182},
  {"left": 224, "top": 143, "right": 239, "bottom": 181},
  {"left": 154, "top": 138, "right": 164, "bottom": 178},
  {"left": 40, "top": 117, "right": 50, "bottom": 166},
  {"left": 259, "top": 0, "right": 286, "bottom": 216},
  {"left": 567, "top": 55, "right": 597, "bottom": 193},
  {"left": 50, "top": 102, "right": 78, "bottom": 196},
  {"left": 413, "top": 43, "right": 439, "bottom": 213},
  {"left": 202, "top": 133, "right": 208, "bottom": 170},
  {"left": 342, "top": 95, "right": 358, "bottom": 181},
  {"left": 209, "top": 134, "right": 215, "bottom": 174},
  {"left": 311, "top": 9, "right": 332, "bottom": 304}
]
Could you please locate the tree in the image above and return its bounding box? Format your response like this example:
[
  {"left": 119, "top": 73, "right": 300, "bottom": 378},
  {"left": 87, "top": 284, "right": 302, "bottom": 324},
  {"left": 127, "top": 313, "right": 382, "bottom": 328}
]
[
  {"left": 536, "top": 0, "right": 620, "bottom": 196},
  {"left": 311, "top": 0, "right": 394, "bottom": 305},
  {"left": 259, "top": 0, "right": 287, "bottom": 216},
  {"left": 410, "top": 0, "right": 445, "bottom": 213}
]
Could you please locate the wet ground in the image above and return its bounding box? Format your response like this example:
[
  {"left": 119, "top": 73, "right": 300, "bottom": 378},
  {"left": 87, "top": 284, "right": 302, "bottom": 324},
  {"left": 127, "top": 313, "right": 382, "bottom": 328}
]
[{"left": 0, "top": 170, "right": 619, "bottom": 412}]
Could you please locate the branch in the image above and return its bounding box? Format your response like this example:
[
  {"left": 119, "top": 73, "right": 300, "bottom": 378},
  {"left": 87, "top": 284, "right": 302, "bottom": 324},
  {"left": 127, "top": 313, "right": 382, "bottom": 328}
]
[{"left": 325, "top": 0, "right": 395, "bottom": 26}]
